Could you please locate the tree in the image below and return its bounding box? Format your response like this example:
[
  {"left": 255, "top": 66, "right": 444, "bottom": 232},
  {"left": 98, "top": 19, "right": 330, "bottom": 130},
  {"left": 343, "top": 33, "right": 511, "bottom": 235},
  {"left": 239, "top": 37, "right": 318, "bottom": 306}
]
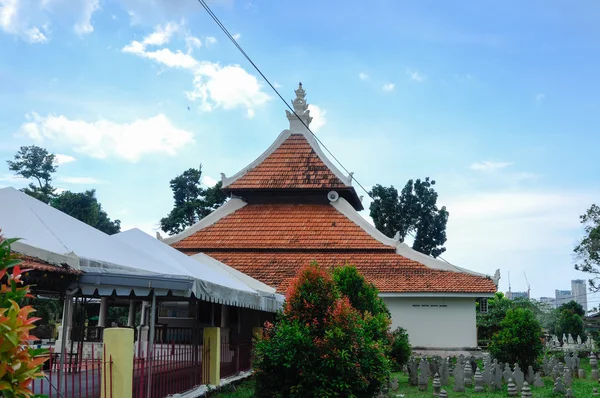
[
  {"left": 370, "top": 177, "right": 449, "bottom": 257},
  {"left": 488, "top": 307, "right": 543, "bottom": 370},
  {"left": 7, "top": 145, "right": 57, "bottom": 203},
  {"left": 575, "top": 204, "right": 600, "bottom": 291},
  {"left": 559, "top": 300, "right": 585, "bottom": 317},
  {"left": 51, "top": 190, "right": 121, "bottom": 234},
  {"left": 160, "top": 166, "right": 228, "bottom": 235}
]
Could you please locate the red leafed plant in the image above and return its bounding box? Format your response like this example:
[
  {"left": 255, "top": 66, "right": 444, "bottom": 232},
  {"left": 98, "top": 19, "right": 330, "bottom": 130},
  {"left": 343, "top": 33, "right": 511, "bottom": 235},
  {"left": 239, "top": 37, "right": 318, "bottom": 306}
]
[{"left": 0, "top": 230, "right": 48, "bottom": 397}]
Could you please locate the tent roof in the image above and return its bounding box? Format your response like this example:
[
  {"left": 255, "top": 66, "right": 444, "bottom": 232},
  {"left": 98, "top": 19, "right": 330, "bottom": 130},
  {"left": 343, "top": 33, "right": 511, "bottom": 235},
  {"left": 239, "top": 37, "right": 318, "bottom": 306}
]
[{"left": 0, "top": 187, "right": 282, "bottom": 311}]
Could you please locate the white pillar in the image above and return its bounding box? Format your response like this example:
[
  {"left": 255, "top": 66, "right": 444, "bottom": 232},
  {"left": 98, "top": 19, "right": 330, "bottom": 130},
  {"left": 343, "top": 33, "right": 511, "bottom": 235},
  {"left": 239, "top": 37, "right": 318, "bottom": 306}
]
[
  {"left": 56, "top": 295, "right": 73, "bottom": 353},
  {"left": 128, "top": 301, "right": 136, "bottom": 327},
  {"left": 98, "top": 297, "right": 108, "bottom": 328}
]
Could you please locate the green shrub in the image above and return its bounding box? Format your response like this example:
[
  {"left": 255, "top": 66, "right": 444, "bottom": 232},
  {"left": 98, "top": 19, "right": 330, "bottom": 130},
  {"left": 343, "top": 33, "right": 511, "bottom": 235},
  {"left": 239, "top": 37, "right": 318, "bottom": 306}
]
[
  {"left": 489, "top": 307, "right": 543, "bottom": 370},
  {"left": 389, "top": 327, "right": 411, "bottom": 371},
  {"left": 253, "top": 263, "right": 391, "bottom": 398}
]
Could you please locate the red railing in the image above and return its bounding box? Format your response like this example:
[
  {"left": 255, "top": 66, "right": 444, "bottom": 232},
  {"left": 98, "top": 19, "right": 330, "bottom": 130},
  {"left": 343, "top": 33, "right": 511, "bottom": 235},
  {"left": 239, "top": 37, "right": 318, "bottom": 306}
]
[
  {"left": 133, "top": 339, "right": 203, "bottom": 398},
  {"left": 220, "top": 342, "right": 252, "bottom": 379},
  {"left": 31, "top": 346, "right": 113, "bottom": 398}
]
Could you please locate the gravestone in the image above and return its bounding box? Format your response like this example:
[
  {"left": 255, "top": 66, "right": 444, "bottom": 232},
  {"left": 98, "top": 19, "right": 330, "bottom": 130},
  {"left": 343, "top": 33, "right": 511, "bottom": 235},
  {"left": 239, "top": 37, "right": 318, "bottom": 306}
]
[
  {"left": 577, "top": 335, "right": 582, "bottom": 345},
  {"left": 482, "top": 360, "right": 492, "bottom": 387},
  {"left": 573, "top": 351, "right": 580, "bottom": 376},
  {"left": 504, "top": 363, "right": 513, "bottom": 383},
  {"left": 474, "top": 368, "right": 484, "bottom": 393},
  {"left": 568, "top": 334, "right": 574, "bottom": 345},
  {"left": 563, "top": 368, "right": 572, "bottom": 387},
  {"left": 440, "top": 358, "right": 450, "bottom": 386},
  {"left": 566, "top": 388, "right": 574, "bottom": 398},
  {"left": 553, "top": 377, "right": 566, "bottom": 395},
  {"left": 533, "top": 372, "right": 544, "bottom": 388},
  {"left": 521, "top": 381, "right": 532, "bottom": 398},
  {"left": 512, "top": 363, "right": 525, "bottom": 391},
  {"left": 578, "top": 368, "right": 586, "bottom": 379},
  {"left": 594, "top": 387, "right": 599, "bottom": 396},
  {"left": 548, "top": 357, "right": 557, "bottom": 377},
  {"left": 542, "top": 356, "right": 549, "bottom": 376},
  {"left": 507, "top": 378, "right": 517, "bottom": 397},
  {"left": 389, "top": 378, "right": 398, "bottom": 392},
  {"left": 493, "top": 360, "right": 503, "bottom": 390},
  {"left": 439, "top": 389, "right": 448, "bottom": 398},
  {"left": 526, "top": 365, "right": 535, "bottom": 385},
  {"left": 563, "top": 333, "right": 568, "bottom": 344},
  {"left": 433, "top": 373, "right": 441, "bottom": 396},
  {"left": 591, "top": 352, "right": 599, "bottom": 380},
  {"left": 453, "top": 361, "right": 465, "bottom": 392},
  {"left": 464, "top": 361, "right": 473, "bottom": 386},
  {"left": 565, "top": 352, "right": 573, "bottom": 369},
  {"left": 408, "top": 357, "right": 418, "bottom": 386},
  {"left": 418, "top": 358, "right": 430, "bottom": 391}
]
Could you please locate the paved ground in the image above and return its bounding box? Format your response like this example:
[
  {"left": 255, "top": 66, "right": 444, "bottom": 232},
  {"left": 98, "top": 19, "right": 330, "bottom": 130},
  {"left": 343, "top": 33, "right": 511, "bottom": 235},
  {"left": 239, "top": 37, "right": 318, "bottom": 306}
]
[{"left": 31, "top": 372, "right": 101, "bottom": 398}]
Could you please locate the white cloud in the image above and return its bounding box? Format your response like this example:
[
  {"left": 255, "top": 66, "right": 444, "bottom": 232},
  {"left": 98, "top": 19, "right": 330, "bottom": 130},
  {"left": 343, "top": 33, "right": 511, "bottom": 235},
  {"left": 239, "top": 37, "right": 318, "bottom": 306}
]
[
  {"left": 73, "top": 0, "right": 99, "bottom": 35},
  {"left": 536, "top": 93, "right": 546, "bottom": 103},
  {"left": 0, "top": 0, "right": 99, "bottom": 42},
  {"left": 232, "top": 33, "right": 241, "bottom": 41},
  {"left": 358, "top": 72, "right": 369, "bottom": 80},
  {"left": 143, "top": 21, "right": 180, "bottom": 46},
  {"left": 201, "top": 175, "right": 218, "bottom": 187},
  {"left": 273, "top": 81, "right": 282, "bottom": 88},
  {"left": 58, "top": 176, "right": 106, "bottom": 184},
  {"left": 382, "top": 83, "right": 395, "bottom": 92},
  {"left": 122, "top": 23, "right": 270, "bottom": 116},
  {"left": 470, "top": 161, "right": 514, "bottom": 172},
  {"left": 407, "top": 68, "right": 426, "bottom": 82},
  {"left": 54, "top": 154, "right": 76, "bottom": 165},
  {"left": 18, "top": 112, "right": 195, "bottom": 162},
  {"left": 185, "top": 35, "right": 202, "bottom": 53},
  {"left": 307, "top": 104, "right": 326, "bottom": 132}
]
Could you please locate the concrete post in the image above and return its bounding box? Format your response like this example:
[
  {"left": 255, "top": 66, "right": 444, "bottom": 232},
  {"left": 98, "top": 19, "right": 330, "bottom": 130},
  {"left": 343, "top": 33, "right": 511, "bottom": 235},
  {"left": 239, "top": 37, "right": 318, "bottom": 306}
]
[
  {"left": 98, "top": 297, "right": 108, "bottom": 328},
  {"left": 102, "top": 328, "right": 134, "bottom": 398},
  {"left": 128, "top": 301, "right": 136, "bottom": 327},
  {"left": 203, "top": 327, "right": 221, "bottom": 386}
]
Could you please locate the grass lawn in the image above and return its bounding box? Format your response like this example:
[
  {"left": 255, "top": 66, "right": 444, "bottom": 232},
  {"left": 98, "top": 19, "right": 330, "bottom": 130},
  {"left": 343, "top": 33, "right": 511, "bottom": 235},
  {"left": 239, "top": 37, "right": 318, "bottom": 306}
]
[{"left": 212, "top": 359, "right": 599, "bottom": 397}]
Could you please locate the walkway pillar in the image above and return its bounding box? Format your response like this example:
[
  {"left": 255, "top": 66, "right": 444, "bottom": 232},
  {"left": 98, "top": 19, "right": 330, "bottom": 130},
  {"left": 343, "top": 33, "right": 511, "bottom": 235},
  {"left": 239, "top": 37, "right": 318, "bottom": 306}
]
[
  {"left": 102, "top": 328, "right": 134, "bottom": 398},
  {"left": 128, "top": 301, "right": 136, "bottom": 327},
  {"left": 203, "top": 327, "right": 221, "bottom": 386},
  {"left": 98, "top": 297, "right": 108, "bottom": 328}
]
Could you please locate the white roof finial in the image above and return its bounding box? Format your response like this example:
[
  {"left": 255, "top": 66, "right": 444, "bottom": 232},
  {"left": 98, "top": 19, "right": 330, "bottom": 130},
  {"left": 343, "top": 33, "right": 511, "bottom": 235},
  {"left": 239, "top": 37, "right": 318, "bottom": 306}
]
[{"left": 286, "top": 82, "right": 313, "bottom": 132}]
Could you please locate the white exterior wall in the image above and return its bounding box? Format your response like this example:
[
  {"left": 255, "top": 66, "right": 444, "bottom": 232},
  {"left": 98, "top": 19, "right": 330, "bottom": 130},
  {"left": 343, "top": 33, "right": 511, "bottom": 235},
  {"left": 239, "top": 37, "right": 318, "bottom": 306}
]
[{"left": 383, "top": 296, "right": 477, "bottom": 349}]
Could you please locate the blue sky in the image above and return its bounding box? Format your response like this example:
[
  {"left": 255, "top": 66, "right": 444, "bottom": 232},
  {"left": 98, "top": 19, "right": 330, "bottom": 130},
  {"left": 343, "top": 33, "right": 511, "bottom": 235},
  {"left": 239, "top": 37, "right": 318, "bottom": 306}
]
[{"left": 1, "top": 0, "right": 598, "bottom": 303}]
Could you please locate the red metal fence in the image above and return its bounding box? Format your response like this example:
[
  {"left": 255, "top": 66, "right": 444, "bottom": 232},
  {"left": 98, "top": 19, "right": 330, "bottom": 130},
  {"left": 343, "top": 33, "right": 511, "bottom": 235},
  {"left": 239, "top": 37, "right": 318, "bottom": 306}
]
[
  {"left": 31, "top": 346, "right": 113, "bottom": 398},
  {"left": 220, "top": 342, "right": 253, "bottom": 379}
]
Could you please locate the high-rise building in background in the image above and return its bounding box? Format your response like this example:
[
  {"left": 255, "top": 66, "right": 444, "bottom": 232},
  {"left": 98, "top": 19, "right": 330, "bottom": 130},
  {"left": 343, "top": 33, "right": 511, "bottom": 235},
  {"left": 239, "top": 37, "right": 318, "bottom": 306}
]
[
  {"left": 555, "top": 289, "right": 573, "bottom": 307},
  {"left": 540, "top": 296, "right": 557, "bottom": 308},
  {"left": 507, "top": 291, "right": 529, "bottom": 300},
  {"left": 571, "top": 279, "right": 588, "bottom": 313}
]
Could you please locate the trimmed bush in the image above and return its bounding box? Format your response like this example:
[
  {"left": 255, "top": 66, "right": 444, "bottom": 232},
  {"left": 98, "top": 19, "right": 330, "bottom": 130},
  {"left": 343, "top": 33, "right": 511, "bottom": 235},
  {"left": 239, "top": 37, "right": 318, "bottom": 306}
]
[
  {"left": 389, "top": 327, "right": 411, "bottom": 371},
  {"left": 254, "top": 263, "right": 391, "bottom": 398},
  {"left": 489, "top": 307, "right": 543, "bottom": 370}
]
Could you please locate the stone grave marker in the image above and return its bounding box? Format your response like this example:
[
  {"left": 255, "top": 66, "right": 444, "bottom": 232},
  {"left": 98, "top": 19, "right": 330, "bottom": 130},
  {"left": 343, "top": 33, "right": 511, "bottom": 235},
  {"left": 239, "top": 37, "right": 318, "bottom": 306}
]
[
  {"left": 591, "top": 352, "right": 599, "bottom": 380},
  {"left": 507, "top": 378, "right": 517, "bottom": 397},
  {"left": 474, "top": 368, "right": 484, "bottom": 393},
  {"left": 573, "top": 351, "right": 580, "bottom": 376},
  {"left": 464, "top": 361, "right": 473, "bottom": 386},
  {"left": 526, "top": 365, "right": 535, "bottom": 385},
  {"left": 408, "top": 357, "right": 418, "bottom": 386},
  {"left": 493, "top": 360, "right": 503, "bottom": 390},
  {"left": 565, "top": 351, "right": 573, "bottom": 369},
  {"left": 563, "top": 368, "right": 572, "bottom": 387},
  {"left": 433, "top": 373, "right": 441, "bottom": 396},
  {"left": 482, "top": 360, "right": 492, "bottom": 387},
  {"left": 521, "top": 381, "right": 532, "bottom": 398},
  {"left": 577, "top": 335, "right": 582, "bottom": 345},
  {"left": 439, "top": 389, "right": 448, "bottom": 398},
  {"left": 512, "top": 363, "right": 525, "bottom": 391},
  {"left": 418, "top": 358, "right": 430, "bottom": 391},
  {"left": 440, "top": 358, "right": 449, "bottom": 386},
  {"left": 533, "top": 372, "right": 544, "bottom": 388},
  {"left": 593, "top": 387, "right": 599, "bottom": 396},
  {"left": 566, "top": 387, "right": 574, "bottom": 398},
  {"left": 504, "top": 363, "right": 513, "bottom": 383},
  {"left": 553, "top": 377, "right": 566, "bottom": 395},
  {"left": 453, "top": 361, "right": 465, "bottom": 392},
  {"left": 542, "top": 356, "right": 549, "bottom": 376},
  {"left": 578, "top": 368, "right": 586, "bottom": 378},
  {"left": 389, "top": 378, "right": 398, "bottom": 392}
]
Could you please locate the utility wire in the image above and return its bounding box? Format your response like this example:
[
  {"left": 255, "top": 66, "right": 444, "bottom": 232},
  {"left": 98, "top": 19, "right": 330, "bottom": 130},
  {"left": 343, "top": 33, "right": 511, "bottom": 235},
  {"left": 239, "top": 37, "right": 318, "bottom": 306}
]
[{"left": 197, "top": 0, "right": 471, "bottom": 266}]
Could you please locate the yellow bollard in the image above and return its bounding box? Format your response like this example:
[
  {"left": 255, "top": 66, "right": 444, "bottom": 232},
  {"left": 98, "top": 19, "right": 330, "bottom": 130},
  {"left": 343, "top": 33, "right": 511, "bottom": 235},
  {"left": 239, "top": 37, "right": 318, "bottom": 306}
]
[
  {"left": 102, "top": 328, "right": 134, "bottom": 398},
  {"left": 203, "top": 327, "right": 221, "bottom": 386}
]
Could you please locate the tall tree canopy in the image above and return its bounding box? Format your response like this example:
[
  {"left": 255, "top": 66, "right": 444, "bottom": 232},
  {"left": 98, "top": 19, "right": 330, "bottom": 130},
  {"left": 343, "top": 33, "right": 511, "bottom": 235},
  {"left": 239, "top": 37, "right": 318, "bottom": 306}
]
[
  {"left": 51, "top": 190, "right": 121, "bottom": 235},
  {"left": 160, "top": 166, "right": 228, "bottom": 235},
  {"left": 574, "top": 204, "right": 600, "bottom": 291},
  {"left": 7, "top": 145, "right": 120, "bottom": 234},
  {"left": 7, "top": 145, "right": 57, "bottom": 203},
  {"left": 369, "top": 177, "right": 449, "bottom": 257}
]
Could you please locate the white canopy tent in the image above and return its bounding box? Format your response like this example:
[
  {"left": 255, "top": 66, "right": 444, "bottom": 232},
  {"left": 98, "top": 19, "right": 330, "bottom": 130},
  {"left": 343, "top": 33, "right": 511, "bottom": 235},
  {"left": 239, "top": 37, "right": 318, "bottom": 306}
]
[{"left": 0, "top": 187, "right": 282, "bottom": 311}]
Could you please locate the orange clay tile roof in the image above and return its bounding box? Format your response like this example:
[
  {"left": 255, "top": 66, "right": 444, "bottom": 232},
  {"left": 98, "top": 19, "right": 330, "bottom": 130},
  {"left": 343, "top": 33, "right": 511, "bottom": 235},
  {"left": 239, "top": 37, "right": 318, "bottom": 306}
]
[
  {"left": 18, "top": 255, "right": 82, "bottom": 275},
  {"left": 173, "top": 203, "right": 497, "bottom": 294},
  {"left": 186, "top": 251, "right": 497, "bottom": 294},
  {"left": 225, "top": 134, "right": 350, "bottom": 190},
  {"left": 172, "top": 204, "right": 394, "bottom": 251}
]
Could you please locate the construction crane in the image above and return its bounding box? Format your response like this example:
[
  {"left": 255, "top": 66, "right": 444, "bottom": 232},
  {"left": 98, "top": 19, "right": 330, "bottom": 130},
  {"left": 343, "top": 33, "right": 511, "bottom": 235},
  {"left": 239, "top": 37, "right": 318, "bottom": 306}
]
[{"left": 524, "top": 272, "right": 531, "bottom": 299}]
